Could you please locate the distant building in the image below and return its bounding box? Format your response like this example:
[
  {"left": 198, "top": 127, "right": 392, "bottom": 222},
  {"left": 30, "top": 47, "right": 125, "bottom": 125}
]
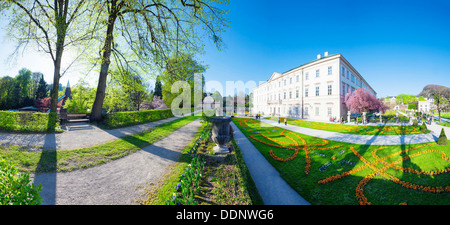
[
  {"left": 253, "top": 52, "right": 376, "bottom": 121},
  {"left": 418, "top": 99, "right": 433, "bottom": 113}
]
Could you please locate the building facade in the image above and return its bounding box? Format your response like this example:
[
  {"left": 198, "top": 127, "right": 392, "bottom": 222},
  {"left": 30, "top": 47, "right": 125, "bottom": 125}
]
[{"left": 253, "top": 52, "right": 376, "bottom": 121}]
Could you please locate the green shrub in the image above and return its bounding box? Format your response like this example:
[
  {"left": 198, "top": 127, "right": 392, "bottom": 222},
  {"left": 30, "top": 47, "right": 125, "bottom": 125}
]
[
  {"left": 420, "top": 122, "right": 428, "bottom": 132},
  {"left": 437, "top": 128, "right": 448, "bottom": 146},
  {"left": 0, "top": 158, "right": 42, "bottom": 205},
  {"left": 412, "top": 119, "right": 418, "bottom": 126},
  {"left": 0, "top": 111, "right": 59, "bottom": 133},
  {"left": 104, "top": 109, "right": 174, "bottom": 129}
]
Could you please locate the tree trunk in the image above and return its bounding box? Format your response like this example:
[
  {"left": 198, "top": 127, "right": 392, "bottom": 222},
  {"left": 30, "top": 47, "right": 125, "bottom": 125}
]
[
  {"left": 90, "top": 7, "right": 118, "bottom": 122},
  {"left": 48, "top": 11, "right": 66, "bottom": 131}
]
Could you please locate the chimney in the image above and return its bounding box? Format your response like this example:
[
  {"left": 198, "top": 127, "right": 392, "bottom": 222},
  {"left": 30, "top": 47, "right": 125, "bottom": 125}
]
[
  {"left": 317, "top": 54, "right": 321, "bottom": 59},
  {"left": 324, "top": 51, "right": 329, "bottom": 57}
]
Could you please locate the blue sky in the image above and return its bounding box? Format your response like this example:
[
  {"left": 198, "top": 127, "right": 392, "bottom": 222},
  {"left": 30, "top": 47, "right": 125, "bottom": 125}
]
[
  {"left": 1, "top": 0, "right": 450, "bottom": 98},
  {"left": 200, "top": 0, "right": 450, "bottom": 97}
]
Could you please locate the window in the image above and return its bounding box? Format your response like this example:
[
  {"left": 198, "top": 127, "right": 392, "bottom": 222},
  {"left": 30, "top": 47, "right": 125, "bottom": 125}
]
[
  {"left": 315, "top": 107, "right": 319, "bottom": 116},
  {"left": 351, "top": 74, "right": 355, "bottom": 83},
  {"left": 328, "top": 107, "right": 332, "bottom": 116},
  {"left": 328, "top": 66, "right": 332, "bottom": 75},
  {"left": 296, "top": 90, "right": 299, "bottom": 98},
  {"left": 328, "top": 85, "right": 332, "bottom": 95},
  {"left": 342, "top": 67, "right": 345, "bottom": 77},
  {"left": 296, "top": 75, "right": 299, "bottom": 82},
  {"left": 284, "top": 92, "right": 286, "bottom": 99},
  {"left": 279, "top": 81, "right": 281, "bottom": 87},
  {"left": 347, "top": 71, "right": 349, "bottom": 79},
  {"left": 342, "top": 82, "right": 346, "bottom": 95},
  {"left": 289, "top": 91, "right": 292, "bottom": 99},
  {"left": 305, "top": 88, "right": 309, "bottom": 97},
  {"left": 305, "top": 72, "right": 309, "bottom": 80},
  {"left": 305, "top": 107, "right": 309, "bottom": 115},
  {"left": 316, "top": 69, "right": 320, "bottom": 77},
  {"left": 278, "top": 93, "right": 280, "bottom": 100},
  {"left": 284, "top": 80, "right": 286, "bottom": 86},
  {"left": 290, "top": 77, "right": 292, "bottom": 84},
  {"left": 316, "top": 86, "right": 320, "bottom": 96}
]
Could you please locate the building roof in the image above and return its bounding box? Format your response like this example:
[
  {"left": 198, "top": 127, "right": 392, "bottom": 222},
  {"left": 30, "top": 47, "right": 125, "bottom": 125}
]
[
  {"left": 255, "top": 53, "right": 377, "bottom": 95},
  {"left": 282, "top": 53, "right": 340, "bottom": 74}
]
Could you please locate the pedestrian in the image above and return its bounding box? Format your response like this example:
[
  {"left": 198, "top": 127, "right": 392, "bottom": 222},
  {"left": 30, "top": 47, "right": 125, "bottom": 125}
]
[
  {"left": 278, "top": 117, "right": 280, "bottom": 124},
  {"left": 284, "top": 117, "right": 287, "bottom": 126}
]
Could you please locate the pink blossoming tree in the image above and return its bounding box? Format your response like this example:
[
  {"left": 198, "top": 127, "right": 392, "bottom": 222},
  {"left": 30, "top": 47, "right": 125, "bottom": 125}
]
[
  {"left": 139, "top": 96, "right": 168, "bottom": 111},
  {"left": 345, "top": 88, "right": 388, "bottom": 114}
]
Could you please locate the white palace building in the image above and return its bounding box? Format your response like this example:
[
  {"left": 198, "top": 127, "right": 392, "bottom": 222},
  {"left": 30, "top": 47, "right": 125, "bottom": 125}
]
[{"left": 253, "top": 52, "right": 376, "bottom": 122}]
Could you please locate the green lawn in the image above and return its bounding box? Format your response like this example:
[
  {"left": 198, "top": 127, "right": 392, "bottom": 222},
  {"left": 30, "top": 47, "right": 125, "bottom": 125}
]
[
  {"left": 234, "top": 117, "right": 450, "bottom": 205},
  {"left": 438, "top": 122, "right": 450, "bottom": 128},
  {"left": 440, "top": 113, "right": 450, "bottom": 120},
  {"left": 0, "top": 116, "right": 199, "bottom": 174},
  {"left": 265, "top": 116, "right": 429, "bottom": 135}
]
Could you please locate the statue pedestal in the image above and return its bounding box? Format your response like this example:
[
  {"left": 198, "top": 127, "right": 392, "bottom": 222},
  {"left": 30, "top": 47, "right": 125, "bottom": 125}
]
[{"left": 213, "top": 145, "right": 229, "bottom": 154}]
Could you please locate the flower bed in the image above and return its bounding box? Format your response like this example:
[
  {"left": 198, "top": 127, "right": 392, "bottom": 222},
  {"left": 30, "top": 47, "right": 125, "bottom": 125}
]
[
  {"left": 165, "top": 122, "right": 210, "bottom": 205},
  {"left": 233, "top": 117, "right": 450, "bottom": 205}
]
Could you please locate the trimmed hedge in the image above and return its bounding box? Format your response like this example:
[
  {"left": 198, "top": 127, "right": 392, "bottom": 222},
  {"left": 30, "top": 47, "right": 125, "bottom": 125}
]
[
  {"left": 0, "top": 111, "right": 59, "bottom": 133},
  {"left": 437, "top": 128, "right": 448, "bottom": 146},
  {"left": 104, "top": 109, "right": 174, "bottom": 129}
]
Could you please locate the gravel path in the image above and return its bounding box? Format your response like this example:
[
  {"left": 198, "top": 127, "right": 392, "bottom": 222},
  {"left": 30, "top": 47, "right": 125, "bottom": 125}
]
[
  {"left": 32, "top": 119, "right": 201, "bottom": 205},
  {"left": 0, "top": 116, "right": 184, "bottom": 150}
]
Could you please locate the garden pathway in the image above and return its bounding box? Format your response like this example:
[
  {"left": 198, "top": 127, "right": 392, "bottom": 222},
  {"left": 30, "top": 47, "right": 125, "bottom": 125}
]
[
  {"left": 0, "top": 116, "right": 185, "bottom": 150},
  {"left": 231, "top": 122, "right": 310, "bottom": 205},
  {"left": 32, "top": 119, "right": 202, "bottom": 205},
  {"left": 259, "top": 118, "right": 438, "bottom": 145}
]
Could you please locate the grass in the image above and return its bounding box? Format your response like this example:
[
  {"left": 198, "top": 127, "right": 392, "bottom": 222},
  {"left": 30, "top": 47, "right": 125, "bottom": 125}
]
[
  {"left": 438, "top": 122, "right": 450, "bottom": 128},
  {"left": 440, "top": 113, "right": 450, "bottom": 120},
  {"left": 0, "top": 116, "right": 199, "bottom": 174},
  {"left": 266, "top": 116, "right": 429, "bottom": 135},
  {"left": 233, "top": 117, "right": 450, "bottom": 205}
]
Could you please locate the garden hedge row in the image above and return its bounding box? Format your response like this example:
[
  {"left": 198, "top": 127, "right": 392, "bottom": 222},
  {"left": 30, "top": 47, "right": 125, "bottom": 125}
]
[
  {"left": 0, "top": 111, "right": 59, "bottom": 133},
  {"left": 104, "top": 109, "right": 174, "bottom": 129}
]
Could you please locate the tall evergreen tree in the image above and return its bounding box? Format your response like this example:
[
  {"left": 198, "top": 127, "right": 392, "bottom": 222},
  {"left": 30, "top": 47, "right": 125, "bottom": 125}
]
[
  {"left": 36, "top": 76, "right": 48, "bottom": 99},
  {"left": 154, "top": 76, "right": 162, "bottom": 99}
]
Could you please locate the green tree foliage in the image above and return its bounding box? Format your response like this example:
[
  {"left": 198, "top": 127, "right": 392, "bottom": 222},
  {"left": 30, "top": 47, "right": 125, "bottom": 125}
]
[
  {"left": 103, "top": 68, "right": 150, "bottom": 112},
  {"left": 88, "top": 0, "right": 230, "bottom": 122},
  {"left": 64, "top": 80, "right": 96, "bottom": 113},
  {"left": 0, "top": 76, "right": 15, "bottom": 109},
  {"left": 161, "top": 54, "right": 206, "bottom": 108},
  {"left": 0, "top": 68, "right": 40, "bottom": 110},
  {"left": 395, "top": 94, "right": 417, "bottom": 105}
]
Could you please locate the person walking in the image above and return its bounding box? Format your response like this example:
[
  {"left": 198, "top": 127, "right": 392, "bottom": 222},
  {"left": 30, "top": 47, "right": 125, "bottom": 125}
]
[
  {"left": 278, "top": 117, "right": 280, "bottom": 124},
  {"left": 284, "top": 117, "right": 287, "bottom": 126}
]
